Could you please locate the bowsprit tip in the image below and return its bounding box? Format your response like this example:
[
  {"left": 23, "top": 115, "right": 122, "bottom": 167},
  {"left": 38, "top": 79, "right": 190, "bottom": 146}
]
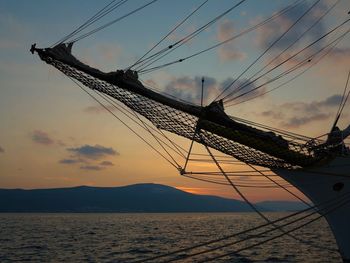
[{"left": 30, "top": 43, "right": 37, "bottom": 54}]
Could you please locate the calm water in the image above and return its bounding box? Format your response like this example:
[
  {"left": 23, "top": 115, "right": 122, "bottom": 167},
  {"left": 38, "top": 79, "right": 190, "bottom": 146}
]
[{"left": 0, "top": 213, "right": 341, "bottom": 262}]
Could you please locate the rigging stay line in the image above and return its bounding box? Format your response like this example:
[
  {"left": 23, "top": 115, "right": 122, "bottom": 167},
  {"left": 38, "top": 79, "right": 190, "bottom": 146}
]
[
  {"left": 31, "top": 0, "right": 350, "bottom": 261},
  {"left": 219, "top": 0, "right": 341, "bottom": 104}
]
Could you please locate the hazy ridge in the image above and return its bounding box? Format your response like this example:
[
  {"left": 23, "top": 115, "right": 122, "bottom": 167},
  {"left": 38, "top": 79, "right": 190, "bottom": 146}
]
[{"left": 0, "top": 183, "right": 307, "bottom": 212}]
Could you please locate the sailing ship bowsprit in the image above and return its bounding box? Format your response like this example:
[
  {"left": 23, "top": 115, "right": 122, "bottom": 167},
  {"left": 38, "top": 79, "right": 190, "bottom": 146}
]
[{"left": 32, "top": 0, "right": 350, "bottom": 261}]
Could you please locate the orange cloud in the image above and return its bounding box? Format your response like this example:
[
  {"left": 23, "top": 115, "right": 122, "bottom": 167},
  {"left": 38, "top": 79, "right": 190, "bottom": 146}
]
[{"left": 216, "top": 19, "right": 246, "bottom": 62}]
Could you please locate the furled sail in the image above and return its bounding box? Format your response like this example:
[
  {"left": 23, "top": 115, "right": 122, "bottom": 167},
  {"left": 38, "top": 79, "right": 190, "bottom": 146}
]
[{"left": 32, "top": 43, "right": 333, "bottom": 169}]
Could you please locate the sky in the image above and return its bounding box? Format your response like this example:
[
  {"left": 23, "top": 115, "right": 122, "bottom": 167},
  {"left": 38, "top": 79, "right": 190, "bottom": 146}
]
[{"left": 0, "top": 0, "right": 349, "bottom": 202}]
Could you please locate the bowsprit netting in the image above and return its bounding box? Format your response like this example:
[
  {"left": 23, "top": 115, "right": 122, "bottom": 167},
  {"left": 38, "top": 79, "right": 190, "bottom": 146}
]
[{"left": 34, "top": 44, "right": 332, "bottom": 170}]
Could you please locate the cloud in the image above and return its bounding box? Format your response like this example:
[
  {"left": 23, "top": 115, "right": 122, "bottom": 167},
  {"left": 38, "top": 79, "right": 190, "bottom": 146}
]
[
  {"left": 59, "top": 159, "right": 82, "bottom": 164},
  {"left": 58, "top": 144, "right": 118, "bottom": 171},
  {"left": 322, "top": 47, "right": 350, "bottom": 69},
  {"left": 261, "top": 94, "right": 341, "bottom": 128},
  {"left": 261, "top": 110, "right": 284, "bottom": 120},
  {"left": 252, "top": 1, "right": 336, "bottom": 69},
  {"left": 217, "top": 19, "right": 236, "bottom": 42},
  {"left": 80, "top": 165, "right": 104, "bottom": 171},
  {"left": 282, "top": 113, "right": 330, "bottom": 128},
  {"left": 100, "top": 161, "right": 114, "bottom": 166},
  {"left": 216, "top": 20, "right": 246, "bottom": 62},
  {"left": 162, "top": 75, "right": 263, "bottom": 104},
  {"left": 31, "top": 130, "right": 54, "bottom": 146},
  {"left": 318, "top": 94, "right": 343, "bottom": 107},
  {"left": 163, "top": 76, "right": 217, "bottom": 104},
  {"left": 255, "top": 2, "right": 327, "bottom": 52},
  {"left": 67, "top": 144, "right": 118, "bottom": 160},
  {"left": 30, "top": 130, "right": 67, "bottom": 147},
  {"left": 0, "top": 146, "right": 4, "bottom": 153}
]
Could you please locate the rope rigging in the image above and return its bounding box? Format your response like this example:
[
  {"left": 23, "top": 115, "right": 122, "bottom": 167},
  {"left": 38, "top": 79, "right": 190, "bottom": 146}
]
[
  {"left": 64, "top": 58, "right": 335, "bottom": 191},
  {"left": 52, "top": 0, "right": 128, "bottom": 46},
  {"left": 66, "top": 0, "right": 160, "bottom": 43},
  {"left": 225, "top": 30, "right": 350, "bottom": 106},
  {"left": 218, "top": 0, "right": 341, "bottom": 103},
  {"left": 65, "top": 70, "right": 348, "bottom": 258},
  {"left": 49, "top": 0, "right": 348, "bottom": 109},
  {"left": 65, "top": 65, "right": 335, "bottom": 190},
  {"left": 131, "top": 0, "right": 348, "bottom": 117},
  {"left": 132, "top": 0, "right": 247, "bottom": 71},
  {"left": 135, "top": 0, "right": 303, "bottom": 74},
  {"left": 63, "top": 72, "right": 348, "bottom": 257},
  {"left": 108, "top": 96, "right": 188, "bottom": 159},
  {"left": 183, "top": 202, "right": 343, "bottom": 263},
  {"left": 227, "top": 31, "right": 348, "bottom": 107},
  {"left": 124, "top": 0, "right": 347, "bottom": 112},
  {"left": 223, "top": 19, "right": 350, "bottom": 104},
  {"left": 332, "top": 69, "right": 350, "bottom": 130},
  {"left": 97, "top": 92, "right": 184, "bottom": 167},
  {"left": 32, "top": 1, "right": 350, "bottom": 261},
  {"left": 247, "top": 163, "right": 309, "bottom": 205},
  {"left": 183, "top": 175, "right": 293, "bottom": 188},
  {"left": 215, "top": 0, "right": 322, "bottom": 101},
  {"left": 49, "top": 0, "right": 347, "bottom": 111},
  {"left": 229, "top": 115, "right": 313, "bottom": 141},
  {"left": 197, "top": 196, "right": 348, "bottom": 262},
  {"left": 127, "top": 0, "right": 210, "bottom": 70},
  {"left": 33, "top": 29, "right": 350, "bottom": 174},
  {"left": 201, "top": 138, "right": 335, "bottom": 252},
  {"left": 67, "top": 76, "right": 181, "bottom": 170},
  {"left": 133, "top": 190, "right": 348, "bottom": 262},
  {"left": 184, "top": 171, "right": 350, "bottom": 188},
  {"left": 63, "top": 65, "right": 348, "bottom": 260}
]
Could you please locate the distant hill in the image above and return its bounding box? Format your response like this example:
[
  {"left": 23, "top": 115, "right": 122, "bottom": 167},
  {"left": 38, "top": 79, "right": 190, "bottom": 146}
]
[
  {"left": 0, "top": 183, "right": 307, "bottom": 213},
  {"left": 0, "top": 183, "right": 252, "bottom": 212}
]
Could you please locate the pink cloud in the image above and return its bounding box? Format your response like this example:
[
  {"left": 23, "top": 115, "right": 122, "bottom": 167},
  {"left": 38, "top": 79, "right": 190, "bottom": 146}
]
[
  {"left": 324, "top": 47, "right": 350, "bottom": 67},
  {"left": 216, "top": 20, "right": 246, "bottom": 62}
]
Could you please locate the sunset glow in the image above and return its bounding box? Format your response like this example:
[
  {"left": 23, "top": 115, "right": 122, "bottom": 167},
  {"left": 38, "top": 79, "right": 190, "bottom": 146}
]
[{"left": 1, "top": 0, "right": 349, "bottom": 202}]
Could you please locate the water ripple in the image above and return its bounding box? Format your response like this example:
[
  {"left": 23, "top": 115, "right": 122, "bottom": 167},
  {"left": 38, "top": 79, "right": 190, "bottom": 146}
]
[{"left": 0, "top": 213, "right": 341, "bottom": 262}]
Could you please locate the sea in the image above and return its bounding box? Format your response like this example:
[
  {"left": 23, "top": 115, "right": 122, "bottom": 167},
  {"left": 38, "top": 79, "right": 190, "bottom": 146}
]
[{"left": 0, "top": 213, "right": 342, "bottom": 262}]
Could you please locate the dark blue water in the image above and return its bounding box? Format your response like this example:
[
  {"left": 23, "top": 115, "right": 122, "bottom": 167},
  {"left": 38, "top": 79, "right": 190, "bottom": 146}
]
[{"left": 0, "top": 213, "right": 341, "bottom": 262}]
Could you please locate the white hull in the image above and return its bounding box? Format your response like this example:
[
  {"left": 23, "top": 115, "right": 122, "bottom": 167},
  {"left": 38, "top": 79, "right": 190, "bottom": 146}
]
[{"left": 273, "top": 156, "right": 350, "bottom": 262}]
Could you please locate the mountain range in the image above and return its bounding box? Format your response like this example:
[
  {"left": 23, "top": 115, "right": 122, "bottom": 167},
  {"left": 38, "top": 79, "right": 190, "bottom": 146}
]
[{"left": 0, "top": 183, "right": 307, "bottom": 212}]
